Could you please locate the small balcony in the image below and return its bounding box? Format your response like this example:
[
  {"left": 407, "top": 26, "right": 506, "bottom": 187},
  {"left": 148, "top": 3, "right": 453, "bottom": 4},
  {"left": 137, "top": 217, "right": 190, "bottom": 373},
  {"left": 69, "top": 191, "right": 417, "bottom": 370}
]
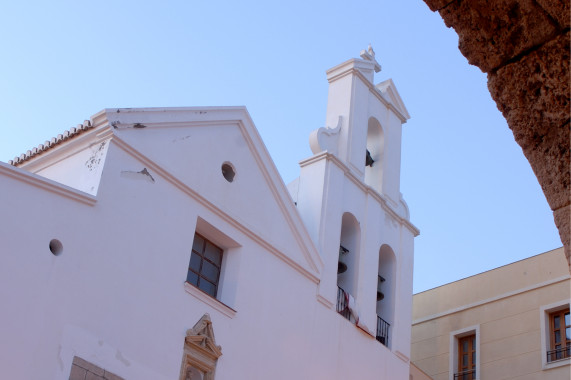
[
  {"left": 376, "top": 315, "right": 389, "bottom": 347},
  {"left": 336, "top": 286, "right": 356, "bottom": 323},
  {"left": 454, "top": 369, "right": 476, "bottom": 380},
  {"left": 547, "top": 345, "right": 571, "bottom": 363}
]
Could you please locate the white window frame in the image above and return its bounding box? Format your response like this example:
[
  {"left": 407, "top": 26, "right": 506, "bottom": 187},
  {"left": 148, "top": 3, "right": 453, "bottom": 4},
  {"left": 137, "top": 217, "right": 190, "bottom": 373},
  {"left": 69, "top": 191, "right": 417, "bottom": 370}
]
[
  {"left": 449, "top": 325, "right": 480, "bottom": 380},
  {"left": 540, "top": 299, "right": 570, "bottom": 370}
]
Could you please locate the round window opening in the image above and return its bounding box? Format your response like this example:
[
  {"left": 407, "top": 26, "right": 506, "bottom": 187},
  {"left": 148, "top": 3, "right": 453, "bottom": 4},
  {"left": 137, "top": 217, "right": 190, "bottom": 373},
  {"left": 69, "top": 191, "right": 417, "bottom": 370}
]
[
  {"left": 49, "top": 239, "right": 63, "bottom": 256},
  {"left": 221, "top": 163, "right": 235, "bottom": 182}
]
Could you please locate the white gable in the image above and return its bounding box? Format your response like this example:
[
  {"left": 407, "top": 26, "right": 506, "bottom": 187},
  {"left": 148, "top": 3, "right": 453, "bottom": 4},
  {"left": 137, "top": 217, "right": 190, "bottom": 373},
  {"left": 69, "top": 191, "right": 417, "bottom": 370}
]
[
  {"left": 103, "top": 107, "right": 322, "bottom": 280},
  {"left": 375, "top": 79, "right": 410, "bottom": 121}
]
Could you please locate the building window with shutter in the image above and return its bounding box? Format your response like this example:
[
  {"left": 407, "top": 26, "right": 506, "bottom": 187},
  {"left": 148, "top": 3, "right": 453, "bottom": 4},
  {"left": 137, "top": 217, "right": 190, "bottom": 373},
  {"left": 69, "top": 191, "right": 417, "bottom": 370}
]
[
  {"left": 456, "top": 335, "right": 476, "bottom": 380},
  {"left": 450, "top": 326, "right": 479, "bottom": 380},
  {"left": 547, "top": 308, "right": 570, "bottom": 363}
]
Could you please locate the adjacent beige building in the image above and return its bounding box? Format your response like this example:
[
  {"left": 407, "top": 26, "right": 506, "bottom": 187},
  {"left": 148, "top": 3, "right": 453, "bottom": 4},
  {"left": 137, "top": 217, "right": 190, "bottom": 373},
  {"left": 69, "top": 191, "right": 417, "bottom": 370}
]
[{"left": 411, "top": 247, "right": 570, "bottom": 380}]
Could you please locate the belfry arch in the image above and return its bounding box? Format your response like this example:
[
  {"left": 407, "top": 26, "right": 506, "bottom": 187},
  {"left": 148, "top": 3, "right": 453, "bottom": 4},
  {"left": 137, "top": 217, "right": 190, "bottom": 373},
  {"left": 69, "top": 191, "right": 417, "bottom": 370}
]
[{"left": 364, "top": 117, "right": 385, "bottom": 194}]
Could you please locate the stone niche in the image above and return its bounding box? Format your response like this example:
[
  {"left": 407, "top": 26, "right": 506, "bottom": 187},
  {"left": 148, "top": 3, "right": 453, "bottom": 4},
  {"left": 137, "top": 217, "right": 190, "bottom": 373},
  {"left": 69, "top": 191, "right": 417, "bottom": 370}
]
[{"left": 180, "top": 314, "right": 222, "bottom": 380}]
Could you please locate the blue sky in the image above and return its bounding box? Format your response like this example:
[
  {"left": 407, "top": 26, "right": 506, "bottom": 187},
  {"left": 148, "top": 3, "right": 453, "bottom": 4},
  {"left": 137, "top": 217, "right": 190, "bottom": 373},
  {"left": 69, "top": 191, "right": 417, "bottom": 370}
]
[{"left": 0, "top": 0, "right": 561, "bottom": 292}]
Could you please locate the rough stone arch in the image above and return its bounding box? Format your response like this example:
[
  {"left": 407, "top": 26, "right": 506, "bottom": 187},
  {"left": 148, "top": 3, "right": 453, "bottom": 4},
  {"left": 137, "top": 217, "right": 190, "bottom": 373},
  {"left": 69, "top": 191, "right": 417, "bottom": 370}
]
[{"left": 422, "top": 0, "right": 570, "bottom": 270}]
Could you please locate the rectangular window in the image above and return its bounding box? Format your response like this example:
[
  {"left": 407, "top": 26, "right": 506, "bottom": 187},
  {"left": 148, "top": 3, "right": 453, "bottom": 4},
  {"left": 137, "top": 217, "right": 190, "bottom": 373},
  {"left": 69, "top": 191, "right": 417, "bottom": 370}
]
[
  {"left": 187, "top": 233, "right": 223, "bottom": 298},
  {"left": 547, "top": 308, "right": 570, "bottom": 362},
  {"left": 450, "top": 327, "right": 479, "bottom": 380},
  {"left": 455, "top": 334, "right": 476, "bottom": 380}
]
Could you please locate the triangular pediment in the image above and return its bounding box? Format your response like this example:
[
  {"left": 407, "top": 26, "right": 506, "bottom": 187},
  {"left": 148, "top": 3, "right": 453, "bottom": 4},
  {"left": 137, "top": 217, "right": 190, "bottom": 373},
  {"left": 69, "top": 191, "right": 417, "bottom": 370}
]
[
  {"left": 97, "top": 107, "right": 323, "bottom": 283},
  {"left": 376, "top": 79, "right": 410, "bottom": 120},
  {"left": 185, "top": 314, "right": 222, "bottom": 359}
]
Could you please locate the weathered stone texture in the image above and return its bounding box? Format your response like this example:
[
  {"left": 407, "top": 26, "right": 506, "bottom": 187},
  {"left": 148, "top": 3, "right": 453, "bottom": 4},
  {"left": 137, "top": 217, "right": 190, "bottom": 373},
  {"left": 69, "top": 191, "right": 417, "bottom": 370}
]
[
  {"left": 424, "top": 0, "right": 456, "bottom": 11},
  {"left": 423, "top": 0, "right": 571, "bottom": 270},
  {"left": 73, "top": 356, "right": 105, "bottom": 376},
  {"left": 69, "top": 364, "right": 87, "bottom": 380},
  {"left": 69, "top": 356, "right": 125, "bottom": 380},
  {"left": 439, "top": 0, "right": 559, "bottom": 73},
  {"left": 535, "top": 0, "right": 571, "bottom": 29},
  {"left": 554, "top": 205, "right": 571, "bottom": 270},
  {"left": 488, "top": 32, "right": 570, "bottom": 211}
]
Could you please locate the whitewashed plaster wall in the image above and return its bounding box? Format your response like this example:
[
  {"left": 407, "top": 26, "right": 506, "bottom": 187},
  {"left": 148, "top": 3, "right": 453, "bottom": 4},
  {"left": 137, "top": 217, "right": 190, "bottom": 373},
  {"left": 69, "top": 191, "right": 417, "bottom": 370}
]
[
  {"left": 0, "top": 52, "right": 417, "bottom": 380},
  {"left": 0, "top": 137, "right": 409, "bottom": 379}
]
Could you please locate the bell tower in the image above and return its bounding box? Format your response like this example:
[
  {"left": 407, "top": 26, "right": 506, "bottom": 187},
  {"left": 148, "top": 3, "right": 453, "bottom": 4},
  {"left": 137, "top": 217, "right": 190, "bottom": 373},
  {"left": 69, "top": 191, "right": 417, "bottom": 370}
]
[
  {"left": 292, "top": 47, "right": 417, "bottom": 355},
  {"left": 308, "top": 45, "right": 410, "bottom": 203}
]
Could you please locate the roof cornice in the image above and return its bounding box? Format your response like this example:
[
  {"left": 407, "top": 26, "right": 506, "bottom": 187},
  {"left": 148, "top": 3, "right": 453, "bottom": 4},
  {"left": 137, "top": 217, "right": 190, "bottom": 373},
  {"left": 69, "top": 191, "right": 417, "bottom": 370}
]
[
  {"left": 111, "top": 134, "right": 322, "bottom": 284},
  {"left": 299, "top": 151, "right": 420, "bottom": 236},
  {"left": 0, "top": 161, "right": 97, "bottom": 206}
]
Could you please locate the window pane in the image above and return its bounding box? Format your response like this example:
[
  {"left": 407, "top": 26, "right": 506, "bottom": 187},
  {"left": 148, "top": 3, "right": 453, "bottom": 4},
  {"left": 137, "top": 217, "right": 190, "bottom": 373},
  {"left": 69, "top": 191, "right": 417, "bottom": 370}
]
[
  {"left": 472, "top": 352, "right": 475, "bottom": 365},
  {"left": 555, "top": 330, "right": 561, "bottom": 343},
  {"left": 462, "top": 354, "right": 468, "bottom": 366},
  {"left": 566, "top": 327, "right": 570, "bottom": 340},
  {"left": 186, "top": 271, "right": 198, "bottom": 286},
  {"left": 472, "top": 338, "right": 476, "bottom": 350},
  {"left": 554, "top": 315, "right": 560, "bottom": 329},
  {"left": 204, "top": 242, "right": 222, "bottom": 266},
  {"left": 201, "top": 260, "right": 220, "bottom": 282},
  {"left": 192, "top": 234, "right": 204, "bottom": 253},
  {"left": 565, "top": 312, "right": 570, "bottom": 327},
  {"left": 463, "top": 340, "right": 468, "bottom": 352},
  {"left": 199, "top": 280, "right": 216, "bottom": 297},
  {"left": 189, "top": 254, "right": 202, "bottom": 272}
]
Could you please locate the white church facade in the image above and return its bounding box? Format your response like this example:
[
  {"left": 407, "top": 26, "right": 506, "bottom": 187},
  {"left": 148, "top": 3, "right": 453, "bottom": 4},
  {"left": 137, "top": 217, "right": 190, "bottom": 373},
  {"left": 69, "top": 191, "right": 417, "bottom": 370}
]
[{"left": 0, "top": 49, "right": 418, "bottom": 380}]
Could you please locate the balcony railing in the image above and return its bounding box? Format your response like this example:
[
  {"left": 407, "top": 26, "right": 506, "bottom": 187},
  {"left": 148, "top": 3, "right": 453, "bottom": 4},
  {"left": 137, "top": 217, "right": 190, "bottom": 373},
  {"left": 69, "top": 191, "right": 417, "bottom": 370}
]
[
  {"left": 376, "top": 315, "right": 390, "bottom": 347},
  {"left": 454, "top": 369, "right": 476, "bottom": 380},
  {"left": 547, "top": 345, "right": 571, "bottom": 363},
  {"left": 336, "top": 286, "right": 353, "bottom": 322}
]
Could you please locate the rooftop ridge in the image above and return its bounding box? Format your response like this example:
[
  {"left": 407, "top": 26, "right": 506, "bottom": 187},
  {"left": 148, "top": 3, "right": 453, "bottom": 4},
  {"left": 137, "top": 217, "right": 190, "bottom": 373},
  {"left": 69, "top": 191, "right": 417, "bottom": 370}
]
[{"left": 9, "top": 120, "right": 94, "bottom": 166}]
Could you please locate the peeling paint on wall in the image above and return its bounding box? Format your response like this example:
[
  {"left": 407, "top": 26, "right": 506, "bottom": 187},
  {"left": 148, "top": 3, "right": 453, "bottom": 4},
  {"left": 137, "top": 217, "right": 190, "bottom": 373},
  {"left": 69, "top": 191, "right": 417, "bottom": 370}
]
[
  {"left": 85, "top": 142, "right": 107, "bottom": 171},
  {"left": 108, "top": 122, "right": 148, "bottom": 130},
  {"left": 115, "top": 350, "right": 131, "bottom": 367},
  {"left": 120, "top": 168, "right": 156, "bottom": 183},
  {"left": 172, "top": 135, "right": 192, "bottom": 143}
]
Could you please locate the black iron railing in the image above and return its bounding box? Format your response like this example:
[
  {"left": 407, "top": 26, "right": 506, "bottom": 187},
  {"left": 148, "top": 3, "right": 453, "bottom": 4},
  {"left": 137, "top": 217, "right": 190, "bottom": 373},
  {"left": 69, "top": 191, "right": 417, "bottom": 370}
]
[
  {"left": 376, "top": 315, "right": 390, "bottom": 347},
  {"left": 336, "top": 286, "right": 352, "bottom": 321},
  {"left": 547, "top": 346, "right": 571, "bottom": 363},
  {"left": 453, "top": 369, "right": 476, "bottom": 380}
]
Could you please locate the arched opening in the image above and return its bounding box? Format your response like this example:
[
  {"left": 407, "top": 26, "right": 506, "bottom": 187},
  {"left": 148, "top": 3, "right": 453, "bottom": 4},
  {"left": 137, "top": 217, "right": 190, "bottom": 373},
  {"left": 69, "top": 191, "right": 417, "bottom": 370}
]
[
  {"left": 336, "top": 212, "right": 360, "bottom": 321},
  {"left": 376, "top": 244, "right": 396, "bottom": 347},
  {"left": 364, "top": 117, "right": 384, "bottom": 193}
]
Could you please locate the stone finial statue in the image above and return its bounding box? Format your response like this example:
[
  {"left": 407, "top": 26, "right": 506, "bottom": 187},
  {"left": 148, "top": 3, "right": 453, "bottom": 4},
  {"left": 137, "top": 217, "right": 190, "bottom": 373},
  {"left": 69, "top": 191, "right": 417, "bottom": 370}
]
[{"left": 360, "top": 44, "right": 382, "bottom": 73}]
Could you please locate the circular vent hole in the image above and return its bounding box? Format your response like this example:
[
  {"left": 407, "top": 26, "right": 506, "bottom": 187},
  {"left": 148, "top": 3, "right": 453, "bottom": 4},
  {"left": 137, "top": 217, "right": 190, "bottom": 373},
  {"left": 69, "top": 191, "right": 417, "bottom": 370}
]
[
  {"left": 49, "top": 239, "right": 63, "bottom": 256},
  {"left": 221, "top": 163, "right": 235, "bottom": 182}
]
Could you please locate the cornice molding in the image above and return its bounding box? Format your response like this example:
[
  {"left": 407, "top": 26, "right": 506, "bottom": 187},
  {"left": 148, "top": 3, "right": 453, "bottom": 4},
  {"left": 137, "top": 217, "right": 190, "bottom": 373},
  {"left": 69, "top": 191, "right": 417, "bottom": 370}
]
[
  {"left": 395, "top": 350, "right": 410, "bottom": 364},
  {"left": 111, "top": 135, "right": 321, "bottom": 285},
  {"left": 299, "top": 152, "right": 420, "bottom": 236},
  {"left": 0, "top": 161, "right": 97, "bottom": 206},
  {"left": 316, "top": 293, "right": 334, "bottom": 309},
  {"left": 234, "top": 116, "right": 324, "bottom": 274},
  {"left": 412, "top": 274, "right": 571, "bottom": 325},
  {"left": 104, "top": 106, "right": 323, "bottom": 276},
  {"left": 17, "top": 125, "right": 113, "bottom": 174},
  {"left": 325, "top": 66, "right": 409, "bottom": 123}
]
